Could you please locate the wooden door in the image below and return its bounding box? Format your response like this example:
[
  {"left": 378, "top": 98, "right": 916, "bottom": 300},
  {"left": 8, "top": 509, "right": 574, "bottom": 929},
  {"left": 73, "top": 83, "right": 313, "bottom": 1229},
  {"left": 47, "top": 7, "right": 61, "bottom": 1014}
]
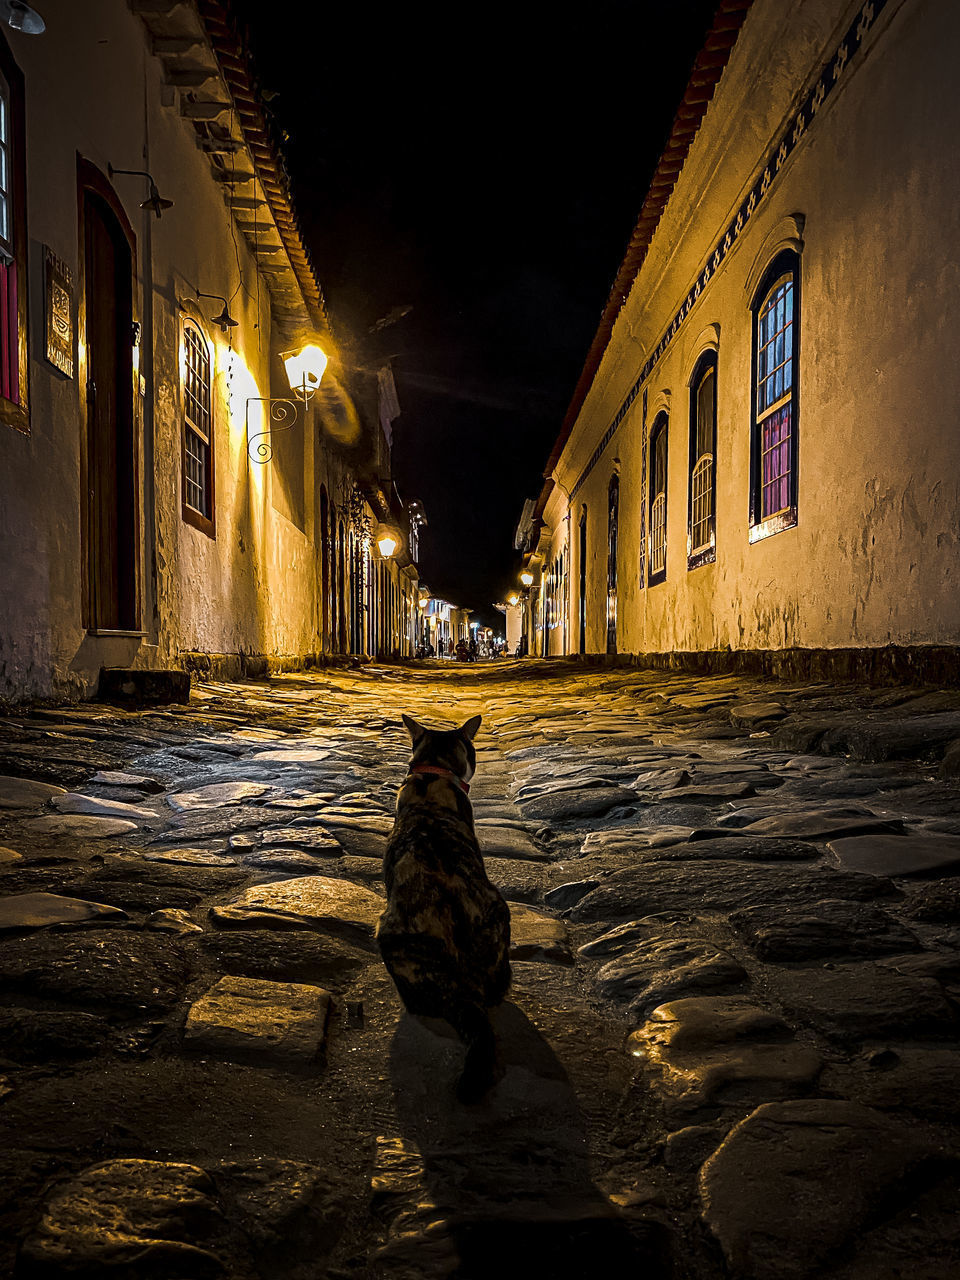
[
  {"left": 83, "top": 187, "right": 137, "bottom": 630},
  {"left": 579, "top": 508, "right": 587, "bottom": 653},
  {"left": 606, "top": 475, "right": 619, "bottom": 655}
]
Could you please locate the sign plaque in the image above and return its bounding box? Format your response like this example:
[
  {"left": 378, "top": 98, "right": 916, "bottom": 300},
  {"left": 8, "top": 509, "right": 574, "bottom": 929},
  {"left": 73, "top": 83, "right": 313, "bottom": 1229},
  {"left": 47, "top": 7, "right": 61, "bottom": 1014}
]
[{"left": 44, "top": 247, "right": 74, "bottom": 378}]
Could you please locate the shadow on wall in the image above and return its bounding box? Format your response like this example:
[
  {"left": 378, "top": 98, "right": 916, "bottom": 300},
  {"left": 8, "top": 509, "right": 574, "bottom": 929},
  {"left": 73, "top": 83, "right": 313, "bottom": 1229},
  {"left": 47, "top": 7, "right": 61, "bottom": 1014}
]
[{"left": 382, "top": 1002, "right": 668, "bottom": 1278}]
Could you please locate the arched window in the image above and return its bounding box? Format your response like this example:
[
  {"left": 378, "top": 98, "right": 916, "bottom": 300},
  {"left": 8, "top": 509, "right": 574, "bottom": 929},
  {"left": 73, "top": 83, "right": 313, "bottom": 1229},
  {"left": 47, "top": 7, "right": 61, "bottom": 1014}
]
[
  {"left": 688, "top": 352, "right": 717, "bottom": 568},
  {"left": 648, "top": 413, "right": 668, "bottom": 585},
  {"left": 750, "top": 250, "right": 799, "bottom": 540},
  {"left": 182, "top": 319, "right": 214, "bottom": 534}
]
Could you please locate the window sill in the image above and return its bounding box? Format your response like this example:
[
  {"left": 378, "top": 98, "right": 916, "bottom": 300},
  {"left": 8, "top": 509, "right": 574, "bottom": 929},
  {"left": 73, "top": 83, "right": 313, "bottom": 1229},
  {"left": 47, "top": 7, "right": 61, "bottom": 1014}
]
[
  {"left": 0, "top": 398, "right": 29, "bottom": 434},
  {"left": 182, "top": 505, "right": 216, "bottom": 539},
  {"left": 749, "top": 508, "right": 798, "bottom": 543},
  {"left": 87, "top": 629, "right": 146, "bottom": 638},
  {"left": 687, "top": 545, "right": 716, "bottom": 571},
  {"left": 648, "top": 570, "right": 667, "bottom": 587}
]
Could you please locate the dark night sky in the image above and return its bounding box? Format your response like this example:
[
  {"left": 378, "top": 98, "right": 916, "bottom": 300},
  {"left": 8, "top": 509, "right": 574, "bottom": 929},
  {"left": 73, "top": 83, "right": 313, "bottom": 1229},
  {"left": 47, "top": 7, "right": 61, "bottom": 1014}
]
[{"left": 234, "top": 1, "right": 718, "bottom": 627}]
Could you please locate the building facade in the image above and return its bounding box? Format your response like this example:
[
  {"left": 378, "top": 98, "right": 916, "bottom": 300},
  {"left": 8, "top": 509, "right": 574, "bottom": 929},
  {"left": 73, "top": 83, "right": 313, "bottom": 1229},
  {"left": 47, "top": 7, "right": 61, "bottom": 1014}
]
[
  {"left": 0, "top": 0, "right": 418, "bottom": 702},
  {"left": 521, "top": 0, "right": 960, "bottom": 672}
]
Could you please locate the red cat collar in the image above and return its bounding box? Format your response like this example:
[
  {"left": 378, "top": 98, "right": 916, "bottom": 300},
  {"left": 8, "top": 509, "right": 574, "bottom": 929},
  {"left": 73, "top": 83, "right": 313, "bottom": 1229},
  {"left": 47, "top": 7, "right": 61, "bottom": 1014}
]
[{"left": 406, "top": 764, "right": 470, "bottom": 794}]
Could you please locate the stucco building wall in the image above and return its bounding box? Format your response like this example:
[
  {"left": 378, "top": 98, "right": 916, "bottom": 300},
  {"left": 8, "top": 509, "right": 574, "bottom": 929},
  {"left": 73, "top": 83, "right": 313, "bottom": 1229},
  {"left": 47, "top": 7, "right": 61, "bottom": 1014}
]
[
  {"left": 542, "top": 0, "right": 959, "bottom": 658},
  {"left": 0, "top": 0, "right": 411, "bottom": 701}
]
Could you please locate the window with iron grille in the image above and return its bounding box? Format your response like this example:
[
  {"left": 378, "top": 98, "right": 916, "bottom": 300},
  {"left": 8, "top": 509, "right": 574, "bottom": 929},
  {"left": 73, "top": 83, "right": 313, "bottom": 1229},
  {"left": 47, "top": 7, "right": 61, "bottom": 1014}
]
[
  {"left": 750, "top": 251, "right": 799, "bottom": 540},
  {"left": 0, "top": 35, "right": 27, "bottom": 434},
  {"left": 648, "top": 413, "right": 668, "bottom": 584},
  {"left": 182, "top": 320, "right": 215, "bottom": 534},
  {"left": 688, "top": 353, "right": 717, "bottom": 568}
]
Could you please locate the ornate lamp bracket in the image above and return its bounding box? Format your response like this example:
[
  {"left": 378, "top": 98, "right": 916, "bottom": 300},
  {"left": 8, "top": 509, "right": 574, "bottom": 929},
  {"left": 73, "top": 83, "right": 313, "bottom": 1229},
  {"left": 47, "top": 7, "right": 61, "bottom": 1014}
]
[{"left": 246, "top": 397, "right": 299, "bottom": 464}]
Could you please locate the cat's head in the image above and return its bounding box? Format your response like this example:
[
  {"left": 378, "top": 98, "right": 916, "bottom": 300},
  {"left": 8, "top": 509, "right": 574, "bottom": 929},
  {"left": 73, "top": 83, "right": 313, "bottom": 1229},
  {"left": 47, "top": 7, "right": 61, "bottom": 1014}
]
[{"left": 401, "top": 713, "right": 481, "bottom": 783}]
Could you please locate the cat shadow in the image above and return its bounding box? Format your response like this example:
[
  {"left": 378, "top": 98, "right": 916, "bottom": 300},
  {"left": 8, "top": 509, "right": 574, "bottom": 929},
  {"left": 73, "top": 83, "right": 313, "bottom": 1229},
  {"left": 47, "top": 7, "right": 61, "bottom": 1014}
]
[{"left": 387, "top": 1000, "right": 668, "bottom": 1278}]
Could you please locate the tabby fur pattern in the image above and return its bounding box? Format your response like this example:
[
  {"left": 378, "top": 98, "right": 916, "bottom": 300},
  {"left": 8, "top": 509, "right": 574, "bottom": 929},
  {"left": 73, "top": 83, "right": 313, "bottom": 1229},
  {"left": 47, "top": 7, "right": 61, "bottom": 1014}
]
[{"left": 376, "top": 713, "right": 511, "bottom": 1102}]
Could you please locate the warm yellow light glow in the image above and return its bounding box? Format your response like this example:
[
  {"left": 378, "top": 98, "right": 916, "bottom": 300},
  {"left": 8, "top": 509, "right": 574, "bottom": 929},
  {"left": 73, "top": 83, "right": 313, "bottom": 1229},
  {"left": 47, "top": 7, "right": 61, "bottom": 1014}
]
[
  {"left": 508, "top": 593, "right": 519, "bottom": 606},
  {"left": 377, "top": 533, "right": 398, "bottom": 558},
  {"left": 520, "top": 571, "right": 534, "bottom": 586},
  {"left": 283, "top": 344, "right": 328, "bottom": 398}
]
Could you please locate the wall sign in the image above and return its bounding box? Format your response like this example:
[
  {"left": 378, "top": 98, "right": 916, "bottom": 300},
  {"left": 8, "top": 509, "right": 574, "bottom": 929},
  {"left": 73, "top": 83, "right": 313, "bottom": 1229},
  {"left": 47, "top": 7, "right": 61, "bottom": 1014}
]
[{"left": 44, "top": 247, "right": 74, "bottom": 378}]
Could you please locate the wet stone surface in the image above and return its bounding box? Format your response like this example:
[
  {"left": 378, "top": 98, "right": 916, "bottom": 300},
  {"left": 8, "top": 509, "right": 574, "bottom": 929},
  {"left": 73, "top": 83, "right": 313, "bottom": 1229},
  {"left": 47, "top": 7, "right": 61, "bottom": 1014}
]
[{"left": 2, "top": 660, "right": 960, "bottom": 1277}]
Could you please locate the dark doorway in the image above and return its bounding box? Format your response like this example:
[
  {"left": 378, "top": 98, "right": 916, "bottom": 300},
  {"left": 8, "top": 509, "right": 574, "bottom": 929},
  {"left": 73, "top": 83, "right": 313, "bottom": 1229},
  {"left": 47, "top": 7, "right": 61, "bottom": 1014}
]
[
  {"left": 578, "top": 506, "right": 587, "bottom": 654},
  {"left": 606, "top": 474, "right": 619, "bottom": 655},
  {"left": 319, "top": 486, "right": 330, "bottom": 650},
  {"left": 337, "top": 522, "right": 347, "bottom": 652},
  {"left": 81, "top": 167, "right": 138, "bottom": 631}
]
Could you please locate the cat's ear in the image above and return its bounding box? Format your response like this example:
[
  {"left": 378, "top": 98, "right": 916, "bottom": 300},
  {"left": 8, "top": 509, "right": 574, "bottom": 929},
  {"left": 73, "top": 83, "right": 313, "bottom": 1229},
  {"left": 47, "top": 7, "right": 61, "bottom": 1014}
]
[
  {"left": 460, "top": 714, "right": 482, "bottom": 741},
  {"left": 402, "top": 714, "right": 427, "bottom": 744}
]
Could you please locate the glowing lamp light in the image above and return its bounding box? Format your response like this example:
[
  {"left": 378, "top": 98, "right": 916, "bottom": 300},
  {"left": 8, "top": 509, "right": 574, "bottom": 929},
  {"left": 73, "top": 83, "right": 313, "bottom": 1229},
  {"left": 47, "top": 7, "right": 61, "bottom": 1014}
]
[
  {"left": 377, "top": 532, "right": 399, "bottom": 558},
  {"left": 507, "top": 593, "right": 519, "bottom": 606},
  {"left": 284, "top": 344, "right": 328, "bottom": 399},
  {"left": 520, "top": 571, "right": 534, "bottom": 587}
]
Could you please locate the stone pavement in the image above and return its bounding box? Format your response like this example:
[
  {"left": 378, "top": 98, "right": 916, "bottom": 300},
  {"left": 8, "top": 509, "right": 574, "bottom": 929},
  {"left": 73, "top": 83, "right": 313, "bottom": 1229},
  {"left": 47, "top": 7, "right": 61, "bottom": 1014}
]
[{"left": 1, "top": 659, "right": 960, "bottom": 1278}]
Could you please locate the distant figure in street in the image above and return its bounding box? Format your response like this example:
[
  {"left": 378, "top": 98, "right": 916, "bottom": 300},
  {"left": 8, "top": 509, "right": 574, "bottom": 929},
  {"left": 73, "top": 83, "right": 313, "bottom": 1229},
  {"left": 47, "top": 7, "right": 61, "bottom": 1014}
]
[
  {"left": 448, "top": 638, "right": 455, "bottom": 659},
  {"left": 377, "top": 713, "right": 511, "bottom": 1102},
  {"left": 469, "top": 636, "right": 478, "bottom": 661}
]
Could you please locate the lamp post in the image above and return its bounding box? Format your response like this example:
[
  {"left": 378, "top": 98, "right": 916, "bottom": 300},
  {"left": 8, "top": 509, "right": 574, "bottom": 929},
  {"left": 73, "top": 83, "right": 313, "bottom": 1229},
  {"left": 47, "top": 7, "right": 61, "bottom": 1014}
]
[{"left": 247, "top": 343, "right": 328, "bottom": 463}]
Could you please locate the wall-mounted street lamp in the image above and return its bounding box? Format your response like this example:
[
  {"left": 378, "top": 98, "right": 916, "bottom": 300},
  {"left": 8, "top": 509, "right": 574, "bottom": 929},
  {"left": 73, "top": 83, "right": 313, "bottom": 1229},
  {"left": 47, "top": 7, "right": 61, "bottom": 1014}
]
[
  {"left": 108, "top": 164, "right": 174, "bottom": 219},
  {"left": 196, "top": 290, "right": 238, "bottom": 333},
  {"left": 376, "top": 529, "right": 400, "bottom": 558},
  {"left": 507, "top": 593, "right": 519, "bottom": 606},
  {"left": 247, "top": 342, "right": 328, "bottom": 463},
  {"left": 520, "top": 571, "right": 534, "bottom": 587}
]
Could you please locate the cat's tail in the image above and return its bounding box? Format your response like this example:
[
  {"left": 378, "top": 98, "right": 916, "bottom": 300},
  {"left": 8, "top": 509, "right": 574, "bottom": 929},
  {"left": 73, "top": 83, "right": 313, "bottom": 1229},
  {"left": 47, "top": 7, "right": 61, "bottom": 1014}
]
[{"left": 450, "top": 1004, "right": 497, "bottom": 1105}]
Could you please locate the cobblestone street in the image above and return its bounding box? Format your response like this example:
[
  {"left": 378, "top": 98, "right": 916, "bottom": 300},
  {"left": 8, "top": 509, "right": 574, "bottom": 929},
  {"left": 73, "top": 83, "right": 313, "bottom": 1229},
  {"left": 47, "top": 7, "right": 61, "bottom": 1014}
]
[{"left": 2, "top": 661, "right": 960, "bottom": 1278}]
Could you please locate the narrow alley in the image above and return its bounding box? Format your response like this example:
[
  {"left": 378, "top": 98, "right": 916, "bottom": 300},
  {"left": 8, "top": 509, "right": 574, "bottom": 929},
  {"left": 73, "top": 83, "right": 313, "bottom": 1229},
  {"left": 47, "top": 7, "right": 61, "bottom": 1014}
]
[{"left": 1, "top": 662, "right": 960, "bottom": 1277}]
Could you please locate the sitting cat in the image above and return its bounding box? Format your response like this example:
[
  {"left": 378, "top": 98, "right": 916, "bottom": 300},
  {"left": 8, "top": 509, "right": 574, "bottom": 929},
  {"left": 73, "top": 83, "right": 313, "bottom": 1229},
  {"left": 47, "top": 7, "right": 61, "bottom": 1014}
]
[{"left": 376, "top": 712, "right": 511, "bottom": 1102}]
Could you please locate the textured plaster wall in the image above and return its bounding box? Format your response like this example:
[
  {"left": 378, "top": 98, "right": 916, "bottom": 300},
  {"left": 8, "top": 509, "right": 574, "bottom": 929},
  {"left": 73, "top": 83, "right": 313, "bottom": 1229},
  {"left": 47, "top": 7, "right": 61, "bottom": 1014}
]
[
  {"left": 0, "top": 0, "right": 331, "bottom": 700},
  {"left": 549, "top": 0, "right": 959, "bottom": 656}
]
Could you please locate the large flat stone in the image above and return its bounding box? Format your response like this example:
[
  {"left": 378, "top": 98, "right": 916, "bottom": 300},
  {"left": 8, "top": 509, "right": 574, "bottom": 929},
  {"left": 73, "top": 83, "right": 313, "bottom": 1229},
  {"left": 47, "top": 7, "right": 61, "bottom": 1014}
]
[
  {"left": 260, "top": 826, "right": 343, "bottom": 854},
  {"left": 51, "top": 792, "right": 156, "bottom": 821},
  {"left": 0, "top": 891, "right": 127, "bottom": 933},
  {"left": 22, "top": 814, "right": 138, "bottom": 839},
  {"left": 518, "top": 786, "right": 638, "bottom": 822},
  {"left": 741, "top": 811, "right": 904, "bottom": 840},
  {"left": 650, "top": 835, "right": 820, "bottom": 862},
  {"left": 771, "top": 963, "right": 955, "bottom": 1040},
  {"left": 569, "top": 861, "right": 895, "bottom": 924},
  {"left": 596, "top": 934, "right": 746, "bottom": 1019},
  {"left": 90, "top": 770, "right": 165, "bottom": 792},
  {"left": 700, "top": 1100, "right": 930, "bottom": 1280},
  {"left": 728, "top": 898, "right": 920, "bottom": 960},
  {"left": 21, "top": 1159, "right": 224, "bottom": 1276},
  {"left": 183, "top": 974, "right": 331, "bottom": 1064},
  {"left": 508, "top": 905, "right": 572, "bottom": 965},
  {"left": 827, "top": 832, "right": 960, "bottom": 878},
  {"left": 477, "top": 825, "right": 548, "bottom": 861},
  {"left": 0, "top": 775, "right": 67, "bottom": 809},
  {"left": 0, "top": 928, "right": 190, "bottom": 1010},
  {"left": 168, "top": 780, "right": 272, "bottom": 810},
  {"left": 627, "top": 996, "right": 822, "bottom": 1115},
  {"left": 195, "top": 928, "right": 371, "bottom": 987},
  {"left": 249, "top": 747, "right": 331, "bottom": 763},
  {"left": 220, "top": 875, "right": 385, "bottom": 941},
  {"left": 821, "top": 1045, "right": 960, "bottom": 1121}
]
